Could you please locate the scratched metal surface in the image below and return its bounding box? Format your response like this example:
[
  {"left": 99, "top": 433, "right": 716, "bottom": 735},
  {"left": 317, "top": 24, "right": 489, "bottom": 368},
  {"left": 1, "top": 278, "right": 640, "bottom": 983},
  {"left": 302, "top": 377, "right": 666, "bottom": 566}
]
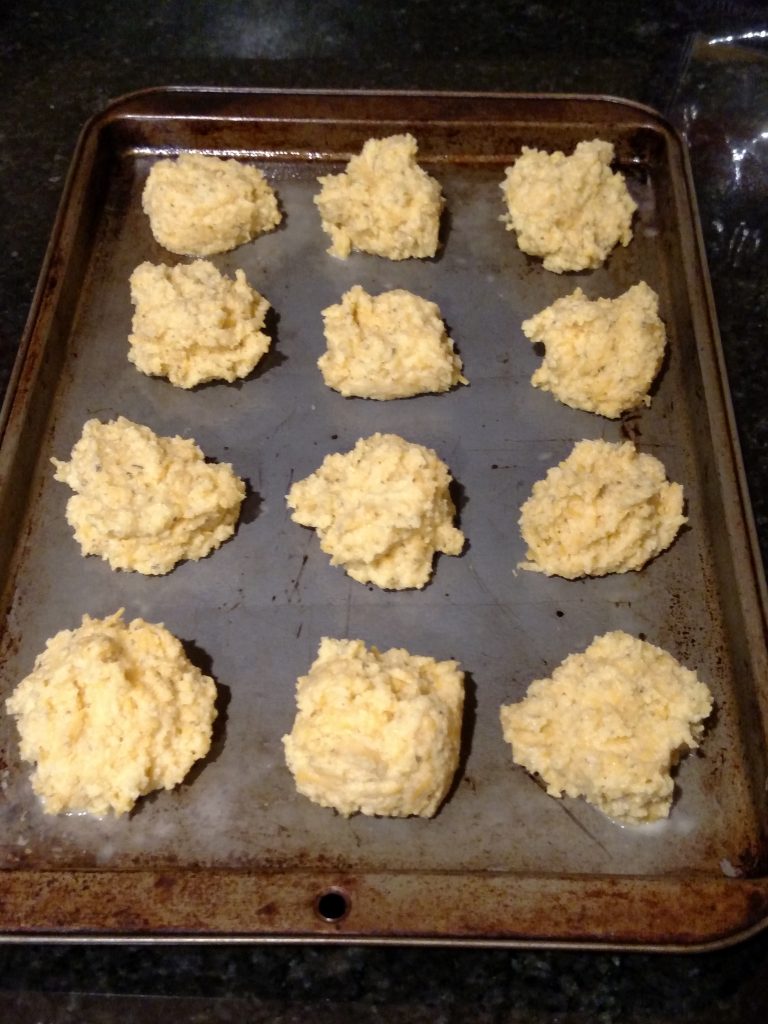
[{"left": 0, "top": 92, "right": 765, "bottom": 939}]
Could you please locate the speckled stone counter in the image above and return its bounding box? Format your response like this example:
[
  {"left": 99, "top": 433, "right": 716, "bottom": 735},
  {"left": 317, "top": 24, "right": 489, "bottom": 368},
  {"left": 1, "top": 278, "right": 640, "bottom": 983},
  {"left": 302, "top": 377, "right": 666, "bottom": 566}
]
[{"left": 2, "top": 2, "right": 768, "bottom": 1021}]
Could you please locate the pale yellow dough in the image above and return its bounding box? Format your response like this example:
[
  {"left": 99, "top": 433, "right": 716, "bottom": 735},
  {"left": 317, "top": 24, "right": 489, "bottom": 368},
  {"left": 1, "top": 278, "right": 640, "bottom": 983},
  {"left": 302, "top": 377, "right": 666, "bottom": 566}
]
[
  {"left": 142, "top": 153, "right": 281, "bottom": 256},
  {"left": 519, "top": 439, "right": 685, "bottom": 579},
  {"left": 314, "top": 134, "right": 444, "bottom": 260},
  {"left": 318, "top": 285, "right": 466, "bottom": 399},
  {"left": 286, "top": 433, "right": 464, "bottom": 589},
  {"left": 128, "top": 260, "right": 272, "bottom": 388},
  {"left": 52, "top": 416, "right": 245, "bottom": 575},
  {"left": 5, "top": 610, "right": 217, "bottom": 816},
  {"left": 522, "top": 283, "right": 666, "bottom": 418},
  {"left": 500, "top": 139, "right": 637, "bottom": 273},
  {"left": 283, "top": 637, "right": 464, "bottom": 817},
  {"left": 500, "top": 631, "right": 713, "bottom": 824}
]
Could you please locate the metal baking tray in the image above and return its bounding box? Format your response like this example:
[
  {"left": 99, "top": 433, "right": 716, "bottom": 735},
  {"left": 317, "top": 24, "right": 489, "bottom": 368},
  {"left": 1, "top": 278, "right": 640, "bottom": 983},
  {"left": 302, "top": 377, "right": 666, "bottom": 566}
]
[{"left": 1, "top": 89, "right": 767, "bottom": 950}]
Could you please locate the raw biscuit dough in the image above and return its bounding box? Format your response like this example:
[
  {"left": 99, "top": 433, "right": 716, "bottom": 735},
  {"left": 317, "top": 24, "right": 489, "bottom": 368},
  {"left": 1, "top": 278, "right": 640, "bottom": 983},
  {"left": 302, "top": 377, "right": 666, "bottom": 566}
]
[
  {"left": 283, "top": 637, "right": 465, "bottom": 817},
  {"left": 129, "top": 260, "right": 272, "bottom": 388},
  {"left": 314, "top": 133, "right": 444, "bottom": 260},
  {"left": 522, "top": 282, "right": 666, "bottom": 418},
  {"left": 52, "top": 416, "right": 245, "bottom": 575},
  {"left": 500, "top": 139, "right": 637, "bottom": 273},
  {"left": 519, "top": 439, "right": 685, "bottom": 578},
  {"left": 286, "top": 432, "right": 464, "bottom": 589},
  {"left": 318, "top": 285, "right": 466, "bottom": 399},
  {"left": 142, "top": 153, "right": 281, "bottom": 256},
  {"left": 5, "top": 610, "right": 217, "bottom": 816},
  {"left": 499, "top": 631, "right": 713, "bottom": 824}
]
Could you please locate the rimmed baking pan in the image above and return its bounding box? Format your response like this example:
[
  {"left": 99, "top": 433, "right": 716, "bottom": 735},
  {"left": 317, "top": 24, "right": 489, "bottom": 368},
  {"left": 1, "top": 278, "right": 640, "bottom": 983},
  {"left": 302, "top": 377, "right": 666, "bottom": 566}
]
[{"left": 1, "top": 88, "right": 766, "bottom": 949}]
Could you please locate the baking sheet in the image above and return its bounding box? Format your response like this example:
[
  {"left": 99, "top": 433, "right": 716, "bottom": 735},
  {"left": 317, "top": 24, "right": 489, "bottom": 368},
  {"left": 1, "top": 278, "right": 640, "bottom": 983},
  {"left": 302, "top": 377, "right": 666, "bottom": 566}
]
[{"left": 1, "top": 89, "right": 766, "bottom": 947}]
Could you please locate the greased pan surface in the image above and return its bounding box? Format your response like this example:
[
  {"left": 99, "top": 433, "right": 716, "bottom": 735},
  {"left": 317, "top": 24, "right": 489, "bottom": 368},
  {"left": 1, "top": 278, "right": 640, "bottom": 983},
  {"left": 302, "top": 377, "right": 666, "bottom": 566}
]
[{"left": 1, "top": 90, "right": 767, "bottom": 948}]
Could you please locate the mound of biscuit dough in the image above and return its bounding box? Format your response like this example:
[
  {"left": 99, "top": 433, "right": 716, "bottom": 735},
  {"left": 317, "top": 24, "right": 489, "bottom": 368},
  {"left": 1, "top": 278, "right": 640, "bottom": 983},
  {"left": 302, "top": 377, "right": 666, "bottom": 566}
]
[
  {"left": 500, "top": 631, "right": 713, "bottom": 824},
  {"left": 5, "top": 610, "right": 217, "bottom": 816},
  {"left": 314, "top": 133, "right": 444, "bottom": 260},
  {"left": 128, "top": 260, "right": 272, "bottom": 388},
  {"left": 500, "top": 139, "right": 636, "bottom": 273},
  {"left": 286, "top": 432, "right": 464, "bottom": 589},
  {"left": 142, "top": 153, "right": 281, "bottom": 256},
  {"left": 522, "top": 282, "right": 666, "bottom": 418},
  {"left": 52, "top": 416, "right": 245, "bottom": 575},
  {"left": 318, "top": 285, "right": 466, "bottom": 399},
  {"left": 132, "top": 258, "right": 274, "bottom": 389},
  {"left": 283, "top": 637, "right": 465, "bottom": 817},
  {"left": 519, "top": 439, "right": 685, "bottom": 578}
]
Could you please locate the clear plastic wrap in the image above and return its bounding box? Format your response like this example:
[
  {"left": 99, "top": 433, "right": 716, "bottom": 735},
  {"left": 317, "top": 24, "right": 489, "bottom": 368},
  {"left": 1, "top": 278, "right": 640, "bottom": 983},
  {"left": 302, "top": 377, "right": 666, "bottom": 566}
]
[{"left": 670, "top": 32, "right": 768, "bottom": 561}]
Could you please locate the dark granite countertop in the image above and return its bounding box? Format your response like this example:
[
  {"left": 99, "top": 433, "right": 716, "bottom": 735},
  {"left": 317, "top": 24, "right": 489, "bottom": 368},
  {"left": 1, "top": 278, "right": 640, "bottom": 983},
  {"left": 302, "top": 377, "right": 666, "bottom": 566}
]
[{"left": 2, "top": 2, "right": 768, "bottom": 1020}]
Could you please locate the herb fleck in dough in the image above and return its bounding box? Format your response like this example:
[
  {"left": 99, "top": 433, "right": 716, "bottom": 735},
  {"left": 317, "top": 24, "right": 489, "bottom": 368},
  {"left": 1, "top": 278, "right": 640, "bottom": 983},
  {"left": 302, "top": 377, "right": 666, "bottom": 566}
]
[
  {"left": 284, "top": 637, "right": 465, "bottom": 818},
  {"left": 52, "top": 416, "right": 245, "bottom": 575},
  {"left": 286, "top": 432, "right": 464, "bottom": 589},
  {"left": 6, "top": 610, "right": 218, "bottom": 817},
  {"left": 500, "top": 631, "right": 713, "bottom": 824}
]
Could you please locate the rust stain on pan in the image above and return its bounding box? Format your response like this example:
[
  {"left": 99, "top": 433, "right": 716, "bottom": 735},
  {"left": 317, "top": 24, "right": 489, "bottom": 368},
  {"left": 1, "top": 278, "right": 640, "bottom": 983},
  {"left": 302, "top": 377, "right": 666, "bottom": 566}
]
[{"left": 2, "top": 871, "right": 768, "bottom": 950}]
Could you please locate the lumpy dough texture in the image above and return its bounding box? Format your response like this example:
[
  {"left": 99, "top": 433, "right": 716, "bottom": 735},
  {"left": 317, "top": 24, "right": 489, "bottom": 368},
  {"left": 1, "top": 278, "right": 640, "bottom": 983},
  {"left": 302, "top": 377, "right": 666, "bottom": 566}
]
[
  {"left": 314, "top": 134, "right": 444, "bottom": 260},
  {"left": 52, "top": 416, "right": 245, "bottom": 575},
  {"left": 500, "top": 631, "right": 713, "bottom": 824},
  {"left": 500, "top": 139, "right": 637, "bottom": 273},
  {"left": 318, "top": 285, "right": 466, "bottom": 399},
  {"left": 286, "top": 433, "right": 464, "bottom": 589},
  {"left": 129, "top": 260, "right": 272, "bottom": 388},
  {"left": 142, "top": 153, "right": 281, "bottom": 256},
  {"left": 522, "top": 282, "right": 666, "bottom": 418},
  {"left": 5, "top": 610, "right": 218, "bottom": 816},
  {"left": 283, "top": 637, "right": 465, "bottom": 817},
  {"left": 519, "top": 439, "right": 685, "bottom": 579}
]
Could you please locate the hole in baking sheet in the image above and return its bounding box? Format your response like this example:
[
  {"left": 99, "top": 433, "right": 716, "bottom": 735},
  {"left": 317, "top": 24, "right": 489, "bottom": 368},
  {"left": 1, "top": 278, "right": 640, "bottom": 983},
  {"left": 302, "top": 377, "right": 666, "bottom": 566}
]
[{"left": 315, "top": 888, "right": 349, "bottom": 922}]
